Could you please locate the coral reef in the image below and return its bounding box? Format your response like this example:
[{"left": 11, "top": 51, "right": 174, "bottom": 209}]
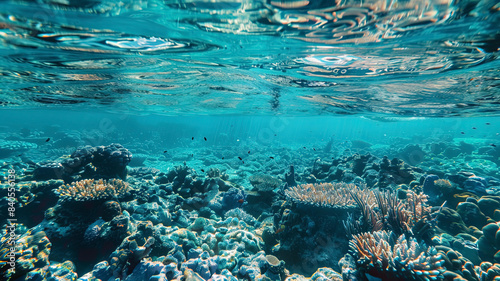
[
  {"left": 3, "top": 136, "right": 500, "bottom": 281},
  {"left": 0, "top": 229, "right": 73, "bottom": 281},
  {"left": 31, "top": 143, "right": 132, "bottom": 181},
  {"left": 0, "top": 140, "right": 37, "bottom": 158},
  {"left": 109, "top": 236, "right": 156, "bottom": 278},
  {"left": 92, "top": 143, "right": 133, "bottom": 179},
  {"left": 478, "top": 222, "right": 500, "bottom": 263},
  {"left": 0, "top": 179, "right": 63, "bottom": 227}
]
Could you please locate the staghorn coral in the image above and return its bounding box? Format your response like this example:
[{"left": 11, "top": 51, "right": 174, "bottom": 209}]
[
  {"left": 391, "top": 190, "right": 432, "bottom": 237},
  {"left": 347, "top": 189, "right": 432, "bottom": 238},
  {"left": 56, "top": 179, "right": 130, "bottom": 201},
  {"left": 349, "top": 230, "right": 445, "bottom": 280},
  {"left": 285, "top": 182, "right": 375, "bottom": 208}
]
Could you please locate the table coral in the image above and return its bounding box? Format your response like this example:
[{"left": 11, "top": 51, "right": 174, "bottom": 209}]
[
  {"left": 56, "top": 178, "right": 131, "bottom": 201},
  {"left": 285, "top": 182, "right": 374, "bottom": 208}
]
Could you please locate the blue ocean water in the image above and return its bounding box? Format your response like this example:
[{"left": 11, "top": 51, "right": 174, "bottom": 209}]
[{"left": 1, "top": 0, "right": 500, "bottom": 280}]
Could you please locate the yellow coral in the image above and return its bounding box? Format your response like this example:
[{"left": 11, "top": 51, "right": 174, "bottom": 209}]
[
  {"left": 349, "top": 230, "right": 444, "bottom": 279},
  {"left": 285, "top": 182, "right": 375, "bottom": 208},
  {"left": 56, "top": 179, "right": 130, "bottom": 201}
]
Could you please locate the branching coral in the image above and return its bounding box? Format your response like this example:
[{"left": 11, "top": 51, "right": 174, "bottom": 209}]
[
  {"left": 347, "top": 189, "right": 384, "bottom": 235},
  {"left": 56, "top": 179, "right": 130, "bottom": 201},
  {"left": 347, "top": 189, "right": 432, "bottom": 238},
  {"left": 349, "top": 230, "right": 445, "bottom": 280},
  {"left": 285, "top": 182, "right": 375, "bottom": 208}
]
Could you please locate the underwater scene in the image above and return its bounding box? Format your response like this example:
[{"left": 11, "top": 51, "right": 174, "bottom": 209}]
[{"left": 1, "top": 0, "right": 500, "bottom": 280}]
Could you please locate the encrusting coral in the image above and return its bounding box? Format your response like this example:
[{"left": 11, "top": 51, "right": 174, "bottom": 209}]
[
  {"left": 56, "top": 179, "right": 130, "bottom": 202},
  {"left": 0, "top": 229, "right": 53, "bottom": 280}
]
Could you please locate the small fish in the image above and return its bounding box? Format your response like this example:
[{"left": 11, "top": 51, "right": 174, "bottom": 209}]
[
  {"left": 201, "top": 169, "right": 205, "bottom": 172},
  {"left": 472, "top": 127, "right": 477, "bottom": 130},
  {"left": 163, "top": 150, "right": 167, "bottom": 153},
  {"left": 192, "top": 137, "right": 194, "bottom": 140},
  {"left": 238, "top": 157, "right": 242, "bottom": 160},
  {"left": 17, "top": 154, "right": 22, "bottom": 157},
  {"left": 313, "top": 148, "right": 316, "bottom": 151},
  {"left": 303, "top": 147, "right": 306, "bottom": 149},
  {"left": 222, "top": 157, "right": 225, "bottom": 159},
  {"left": 269, "top": 156, "right": 274, "bottom": 159},
  {"left": 275, "top": 225, "right": 286, "bottom": 234},
  {"left": 486, "top": 123, "right": 490, "bottom": 125},
  {"left": 461, "top": 132, "right": 465, "bottom": 134},
  {"left": 191, "top": 154, "right": 194, "bottom": 157},
  {"left": 242, "top": 161, "right": 245, "bottom": 164},
  {"left": 491, "top": 144, "right": 497, "bottom": 147},
  {"left": 248, "top": 151, "right": 250, "bottom": 154},
  {"left": 45, "top": 138, "right": 50, "bottom": 142},
  {"left": 274, "top": 134, "right": 277, "bottom": 136},
  {"left": 204, "top": 137, "right": 207, "bottom": 141},
  {"left": 238, "top": 199, "right": 244, "bottom": 203}
]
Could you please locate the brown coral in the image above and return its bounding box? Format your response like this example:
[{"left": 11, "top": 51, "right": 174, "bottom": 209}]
[
  {"left": 0, "top": 230, "right": 51, "bottom": 280},
  {"left": 347, "top": 189, "right": 432, "bottom": 237},
  {"left": 56, "top": 179, "right": 130, "bottom": 201},
  {"left": 285, "top": 182, "right": 375, "bottom": 208},
  {"left": 349, "top": 230, "right": 445, "bottom": 280}
]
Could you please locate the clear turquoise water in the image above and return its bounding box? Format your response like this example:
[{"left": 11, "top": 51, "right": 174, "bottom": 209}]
[{"left": 0, "top": 0, "right": 499, "bottom": 116}]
